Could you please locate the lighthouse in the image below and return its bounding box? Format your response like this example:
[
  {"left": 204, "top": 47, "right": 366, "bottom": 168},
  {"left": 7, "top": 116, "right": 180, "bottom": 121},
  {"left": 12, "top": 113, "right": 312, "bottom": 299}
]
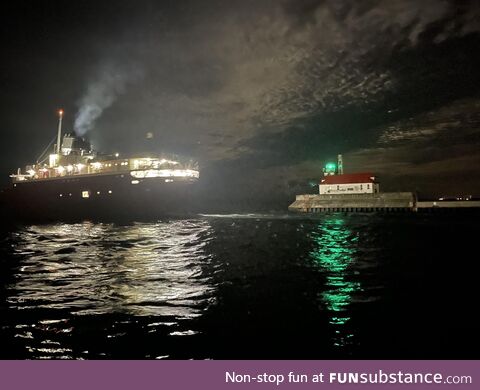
[{"left": 319, "top": 155, "right": 380, "bottom": 195}]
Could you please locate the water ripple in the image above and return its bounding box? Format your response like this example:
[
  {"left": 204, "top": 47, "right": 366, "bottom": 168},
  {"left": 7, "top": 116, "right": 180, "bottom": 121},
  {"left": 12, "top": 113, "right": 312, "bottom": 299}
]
[
  {"left": 2, "top": 214, "right": 473, "bottom": 359},
  {"left": 7, "top": 221, "right": 215, "bottom": 318}
]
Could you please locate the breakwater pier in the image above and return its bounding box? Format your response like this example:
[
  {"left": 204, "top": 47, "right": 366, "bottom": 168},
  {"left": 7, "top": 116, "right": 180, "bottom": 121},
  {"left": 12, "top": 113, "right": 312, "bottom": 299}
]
[
  {"left": 289, "top": 156, "right": 480, "bottom": 213},
  {"left": 288, "top": 193, "right": 480, "bottom": 213}
]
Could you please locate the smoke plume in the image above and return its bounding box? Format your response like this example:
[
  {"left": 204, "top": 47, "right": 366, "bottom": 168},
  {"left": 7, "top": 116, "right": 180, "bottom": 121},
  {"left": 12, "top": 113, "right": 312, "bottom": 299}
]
[{"left": 74, "top": 62, "right": 142, "bottom": 136}]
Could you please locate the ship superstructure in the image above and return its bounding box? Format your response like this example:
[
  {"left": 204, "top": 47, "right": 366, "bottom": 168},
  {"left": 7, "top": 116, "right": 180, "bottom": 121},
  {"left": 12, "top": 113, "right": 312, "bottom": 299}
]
[
  {"left": 11, "top": 111, "right": 198, "bottom": 185},
  {"left": 6, "top": 110, "right": 200, "bottom": 220},
  {"left": 10, "top": 147, "right": 199, "bottom": 185}
]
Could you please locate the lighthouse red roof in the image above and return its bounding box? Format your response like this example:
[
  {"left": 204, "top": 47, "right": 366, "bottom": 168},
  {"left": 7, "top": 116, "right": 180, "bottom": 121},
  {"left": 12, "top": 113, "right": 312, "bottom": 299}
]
[{"left": 321, "top": 172, "right": 376, "bottom": 185}]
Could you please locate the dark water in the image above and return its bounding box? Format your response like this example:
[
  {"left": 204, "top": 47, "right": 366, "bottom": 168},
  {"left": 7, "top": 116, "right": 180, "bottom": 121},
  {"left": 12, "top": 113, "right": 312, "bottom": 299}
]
[{"left": 0, "top": 213, "right": 479, "bottom": 359}]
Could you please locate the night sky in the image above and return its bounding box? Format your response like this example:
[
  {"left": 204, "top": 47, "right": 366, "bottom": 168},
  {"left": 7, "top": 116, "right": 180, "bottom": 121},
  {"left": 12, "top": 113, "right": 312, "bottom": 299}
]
[{"left": 1, "top": 0, "right": 480, "bottom": 209}]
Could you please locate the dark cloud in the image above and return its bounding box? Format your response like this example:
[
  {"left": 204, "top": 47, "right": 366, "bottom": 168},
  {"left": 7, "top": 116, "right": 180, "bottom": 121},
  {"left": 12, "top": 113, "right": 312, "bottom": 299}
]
[{"left": 345, "top": 99, "right": 480, "bottom": 195}]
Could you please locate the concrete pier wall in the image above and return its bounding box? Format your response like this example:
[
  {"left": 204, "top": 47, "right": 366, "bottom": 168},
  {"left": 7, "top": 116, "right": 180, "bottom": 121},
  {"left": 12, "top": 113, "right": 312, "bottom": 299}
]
[
  {"left": 417, "top": 200, "right": 480, "bottom": 208},
  {"left": 288, "top": 192, "right": 416, "bottom": 212}
]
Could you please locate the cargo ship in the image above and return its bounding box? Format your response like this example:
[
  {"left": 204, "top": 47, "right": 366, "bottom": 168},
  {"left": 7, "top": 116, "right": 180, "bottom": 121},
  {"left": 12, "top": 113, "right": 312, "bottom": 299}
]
[{"left": 2, "top": 110, "right": 200, "bottom": 221}]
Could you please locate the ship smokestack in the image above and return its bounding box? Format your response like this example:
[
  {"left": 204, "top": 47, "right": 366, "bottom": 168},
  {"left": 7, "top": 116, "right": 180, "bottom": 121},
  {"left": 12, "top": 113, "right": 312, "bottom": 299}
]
[{"left": 56, "top": 109, "right": 64, "bottom": 154}]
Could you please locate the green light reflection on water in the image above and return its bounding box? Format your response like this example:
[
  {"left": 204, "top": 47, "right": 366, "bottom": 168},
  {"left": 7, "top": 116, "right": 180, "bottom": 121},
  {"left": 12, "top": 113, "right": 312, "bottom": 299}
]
[{"left": 309, "top": 216, "right": 361, "bottom": 348}]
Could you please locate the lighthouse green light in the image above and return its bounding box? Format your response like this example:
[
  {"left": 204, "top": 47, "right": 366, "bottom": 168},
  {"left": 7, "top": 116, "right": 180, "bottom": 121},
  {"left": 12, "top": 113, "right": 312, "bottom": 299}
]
[{"left": 325, "top": 162, "right": 337, "bottom": 174}]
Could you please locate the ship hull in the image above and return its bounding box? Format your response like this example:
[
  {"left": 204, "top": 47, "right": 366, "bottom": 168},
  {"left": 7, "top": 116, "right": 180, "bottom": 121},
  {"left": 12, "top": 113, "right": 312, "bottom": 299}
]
[{"left": 3, "top": 172, "right": 199, "bottom": 222}]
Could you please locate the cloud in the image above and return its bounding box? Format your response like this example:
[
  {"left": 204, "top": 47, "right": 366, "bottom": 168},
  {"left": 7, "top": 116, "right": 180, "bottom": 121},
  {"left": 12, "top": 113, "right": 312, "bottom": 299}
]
[
  {"left": 70, "top": 0, "right": 480, "bottom": 197},
  {"left": 343, "top": 98, "right": 480, "bottom": 185},
  {"left": 108, "top": 0, "right": 479, "bottom": 161}
]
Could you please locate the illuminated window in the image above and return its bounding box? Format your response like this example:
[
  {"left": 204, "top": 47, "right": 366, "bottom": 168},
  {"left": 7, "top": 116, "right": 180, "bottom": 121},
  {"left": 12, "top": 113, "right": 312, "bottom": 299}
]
[
  {"left": 82, "top": 191, "right": 90, "bottom": 198},
  {"left": 131, "top": 180, "right": 140, "bottom": 184}
]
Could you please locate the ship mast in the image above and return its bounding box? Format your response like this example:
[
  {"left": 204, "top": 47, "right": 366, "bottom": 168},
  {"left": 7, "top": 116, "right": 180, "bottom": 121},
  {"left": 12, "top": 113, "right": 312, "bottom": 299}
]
[{"left": 56, "top": 109, "right": 63, "bottom": 154}]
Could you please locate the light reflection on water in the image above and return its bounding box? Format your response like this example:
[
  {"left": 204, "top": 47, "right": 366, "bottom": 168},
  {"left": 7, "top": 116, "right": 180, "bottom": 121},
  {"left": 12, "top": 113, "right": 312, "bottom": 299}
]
[
  {"left": 1, "top": 213, "right": 446, "bottom": 359},
  {"left": 5, "top": 220, "right": 215, "bottom": 358},
  {"left": 310, "top": 216, "right": 362, "bottom": 349},
  {"left": 9, "top": 220, "right": 214, "bottom": 317}
]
